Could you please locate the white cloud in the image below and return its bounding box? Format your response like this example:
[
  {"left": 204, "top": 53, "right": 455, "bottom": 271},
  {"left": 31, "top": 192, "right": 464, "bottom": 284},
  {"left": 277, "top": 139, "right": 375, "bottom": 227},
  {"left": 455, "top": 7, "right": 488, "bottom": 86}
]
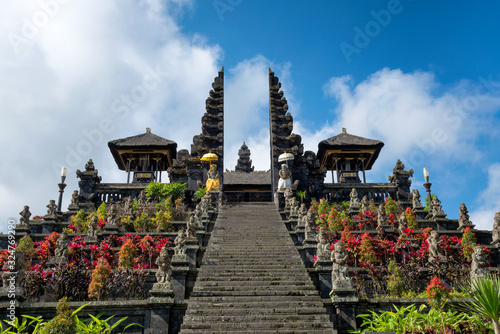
[
  {"left": 0, "top": 0, "right": 221, "bottom": 229},
  {"left": 316, "top": 69, "right": 500, "bottom": 179},
  {"left": 470, "top": 163, "right": 500, "bottom": 231}
]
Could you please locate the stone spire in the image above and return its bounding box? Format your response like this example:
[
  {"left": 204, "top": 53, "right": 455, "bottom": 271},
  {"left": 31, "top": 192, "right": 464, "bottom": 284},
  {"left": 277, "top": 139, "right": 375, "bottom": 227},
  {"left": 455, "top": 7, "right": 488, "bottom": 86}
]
[
  {"left": 235, "top": 142, "right": 254, "bottom": 173},
  {"left": 268, "top": 68, "right": 304, "bottom": 193}
]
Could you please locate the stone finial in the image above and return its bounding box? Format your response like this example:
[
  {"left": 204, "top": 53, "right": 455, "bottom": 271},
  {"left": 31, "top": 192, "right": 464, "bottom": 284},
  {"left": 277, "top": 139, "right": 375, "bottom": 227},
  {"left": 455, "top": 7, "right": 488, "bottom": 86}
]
[
  {"left": 492, "top": 212, "right": 500, "bottom": 246},
  {"left": 470, "top": 246, "right": 489, "bottom": 280},
  {"left": 85, "top": 159, "right": 95, "bottom": 171},
  {"left": 427, "top": 230, "right": 445, "bottom": 263},
  {"left": 146, "top": 127, "right": 151, "bottom": 133},
  {"left": 349, "top": 188, "right": 359, "bottom": 211},
  {"left": 19, "top": 206, "right": 31, "bottom": 225},
  {"left": 235, "top": 142, "right": 254, "bottom": 173}
]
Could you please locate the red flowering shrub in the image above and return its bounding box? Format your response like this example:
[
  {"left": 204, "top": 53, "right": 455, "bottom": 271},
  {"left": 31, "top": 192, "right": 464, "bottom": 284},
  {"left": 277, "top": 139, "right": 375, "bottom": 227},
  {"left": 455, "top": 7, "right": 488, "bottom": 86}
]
[
  {"left": 118, "top": 239, "right": 137, "bottom": 269},
  {"left": 426, "top": 276, "right": 449, "bottom": 310},
  {"left": 88, "top": 257, "right": 111, "bottom": 300}
]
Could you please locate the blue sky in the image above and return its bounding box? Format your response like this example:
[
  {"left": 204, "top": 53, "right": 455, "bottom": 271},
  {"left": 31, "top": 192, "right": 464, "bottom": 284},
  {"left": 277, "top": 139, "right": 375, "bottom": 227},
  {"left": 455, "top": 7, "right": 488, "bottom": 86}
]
[{"left": 1, "top": 0, "right": 499, "bottom": 230}]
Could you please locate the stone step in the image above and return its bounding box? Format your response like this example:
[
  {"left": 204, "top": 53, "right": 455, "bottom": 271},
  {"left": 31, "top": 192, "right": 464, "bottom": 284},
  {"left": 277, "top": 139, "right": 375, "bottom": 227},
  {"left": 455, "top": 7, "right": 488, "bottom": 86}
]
[
  {"left": 193, "top": 285, "right": 317, "bottom": 293},
  {"left": 186, "top": 304, "right": 327, "bottom": 314},
  {"left": 182, "top": 314, "right": 330, "bottom": 323},
  {"left": 179, "top": 203, "right": 333, "bottom": 334},
  {"left": 179, "top": 329, "right": 335, "bottom": 334},
  {"left": 196, "top": 278, "right": 311, "bottom": 284},
  {"left": 181, "top": 320, "right": 334, "bottom": 331}
]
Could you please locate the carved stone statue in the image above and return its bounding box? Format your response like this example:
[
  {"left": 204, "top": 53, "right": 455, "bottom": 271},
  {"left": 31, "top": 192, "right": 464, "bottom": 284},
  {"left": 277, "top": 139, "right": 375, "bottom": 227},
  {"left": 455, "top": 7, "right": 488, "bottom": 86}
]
[
  {"left": 427, "top": 230, "right": 444, "bottom": 263},
  {"left": 278, "top": 164, "right": 292, "bottom": 191},
  {"left": 70, "top": 190, "right": 79, "bottom": 205},
  {"left": 124, "top": 196, "right": 134, "bottom": 217},
  {"left": 138, "top": 190, "right": 147, "bottom": 205},
  {"left": 19, "top": 206, "right": 31, "bottom": 225},
  {"left": 492, "top": 212, "right": 500, "bottom": 246},
  {"left": 186, "top": 215, "right": 197, "bottom": 240},
  {"left": 284, "top": 188, "right": 293, "bottom": 210},
  {"left": 458, "top": 203, "right": 475, "bottom": 231},
  {"left": 377, "top": 204, "right": 388, "bottom": 229},
  {"left": 173, "top": 230, "right": 187, "bottom": 258},
  {"left": 85, "top": 215, "right": 99, "bottom": 243},
  {"left": 315, "top": 227, "right": 330, "bottom": 262},
  {"left": 155, "top": 246, "right": 172, "bottom": 284},
  {"left": 289, "top": 198, "right": 299, "bottom": 216},
  {"left": 349, "top": 188, "right": 359, "bottom": 211},
  {"left": 330, "top": 241, "right": 353, "bottom": 293},
  {"left": 412, "top": 189, "right": 423, "bottom": 209},
  {"left": 360, "top": 196, "right": 369, "bottom": 212},
  {"left": 470, "top": 246, "right": 489, "bottom": 280},
  {"left": 398, "top": 212, "right": 408, "bottom": 236},
  {"left": 107, "top": 203, "right": 119, "bottom": 227},
  {"left": 426, "top": 195, "right": 446, "bottom": 219},
  {"left": 206, "top": 164, "right": 220, "bottom": 191},
  {"left": 54, "top": 231, "right": 69, "bottom": 259},
  {"left": 45, "top": 199, "right": 58, "bottom": 218},
  {"left": 297, "top": 203, "right": 307, "bottom": 228},
  {"left": 304, "top": 208, "right": 317, "bottom": 241}
]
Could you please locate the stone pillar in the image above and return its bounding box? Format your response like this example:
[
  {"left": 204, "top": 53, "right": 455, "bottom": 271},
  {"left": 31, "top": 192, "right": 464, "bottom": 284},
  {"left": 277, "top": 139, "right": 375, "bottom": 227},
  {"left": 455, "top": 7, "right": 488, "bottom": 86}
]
[
  {"left": 170, "top": 258, "right": 190, "bottom": 301},
  {"left": 145, "top": 298, "right": 174, "bottom": 334},
  {"left": 315, "top": 260, "right": 333, "bottom": 299}
]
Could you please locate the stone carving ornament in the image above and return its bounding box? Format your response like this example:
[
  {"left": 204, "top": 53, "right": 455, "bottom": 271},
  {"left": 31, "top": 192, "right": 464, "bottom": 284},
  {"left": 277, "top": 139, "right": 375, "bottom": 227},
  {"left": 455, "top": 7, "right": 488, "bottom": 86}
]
[
  {"left": 360, "top": 196, "right": 369, "bottom": 212},
  {"left": 155, "top": 246, "right": 172, "bottom": 284},
  {"left": 54, "top": 231, "right": 69, "bottom": 259},
  {"left": 330, "top": 241, "right": 353, "bottom": 291},
  {"left": 376, "top": 204, "right": 387, "bottom": 229},
  {"left": 316, "top": 227, "right": 330, "bottom": 261},
  {"left": 278, "top": 164, "right": 292, "bottom": 191},
  {"left": 349, "top": 188, "right": 359, "bottom": 211},
  {"left": 491, "top": 212, "right": 500, "bottom": 246},
  {"left": 412, "top": 189, "right": 423, "bottom": 209},
  {"left": 427, "top": 230, "right": 445, "bottom": 263},
  {"left": 470, "top": 246, "right": 489, "bottom": 280},
  {"left": 19, "top": 206, "right": 31, "bottom": 225}
]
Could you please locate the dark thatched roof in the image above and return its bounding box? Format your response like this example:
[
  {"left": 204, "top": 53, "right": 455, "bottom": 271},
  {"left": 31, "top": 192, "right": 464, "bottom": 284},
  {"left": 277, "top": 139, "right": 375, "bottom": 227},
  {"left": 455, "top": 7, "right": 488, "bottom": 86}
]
[
  {"left": 317, "top": 131, "right": 384, "bottom": 170},
  {"left": 108, "top": 129, "right": 177, "bottom": 171}
]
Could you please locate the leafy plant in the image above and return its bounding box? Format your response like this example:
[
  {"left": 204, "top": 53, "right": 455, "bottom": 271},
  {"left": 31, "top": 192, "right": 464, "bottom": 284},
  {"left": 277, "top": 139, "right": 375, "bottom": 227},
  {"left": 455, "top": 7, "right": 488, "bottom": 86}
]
[
  {"left": 295, "top": 190, "right": 307, "bottom": 204},
  {"left": 71, "top": 209, "right": 88, "bottom": 233},
  {"left": 118, "top": 239, "right": 136, "bottom": 269},
  {"left": 88, "top": 258, "right": 111, "bottom": 301},
  {"left": 145, "top": 181, "right": 186, "bottom": 203},
  {"left": 194, "top": 187, "right": 206, "bottom": 200},
  {"left": 96, "top": 202, "right": 107, "bottom": 222},
  {"left": 387, "top": 260, "right": 404, "bottom": 297},
  {"left": 458, "top": 275, "right": 500, "bottom": 334},
  {"left": 38, "top": 297, "right": 77, "bottom": 334}
]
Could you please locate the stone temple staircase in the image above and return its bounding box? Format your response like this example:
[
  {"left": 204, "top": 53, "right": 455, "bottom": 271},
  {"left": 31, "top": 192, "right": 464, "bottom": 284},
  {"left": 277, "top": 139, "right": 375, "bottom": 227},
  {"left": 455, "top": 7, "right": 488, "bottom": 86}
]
[{"left": 179, "top": 202, "right": 335, "bottom": 334}]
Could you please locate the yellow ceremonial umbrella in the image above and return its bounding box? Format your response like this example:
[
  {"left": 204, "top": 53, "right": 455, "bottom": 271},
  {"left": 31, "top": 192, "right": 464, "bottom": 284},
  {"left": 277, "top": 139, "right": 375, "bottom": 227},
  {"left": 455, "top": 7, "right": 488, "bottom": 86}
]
[{"left": 201, "top": 152, "right": 218, "bottom": 162}]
